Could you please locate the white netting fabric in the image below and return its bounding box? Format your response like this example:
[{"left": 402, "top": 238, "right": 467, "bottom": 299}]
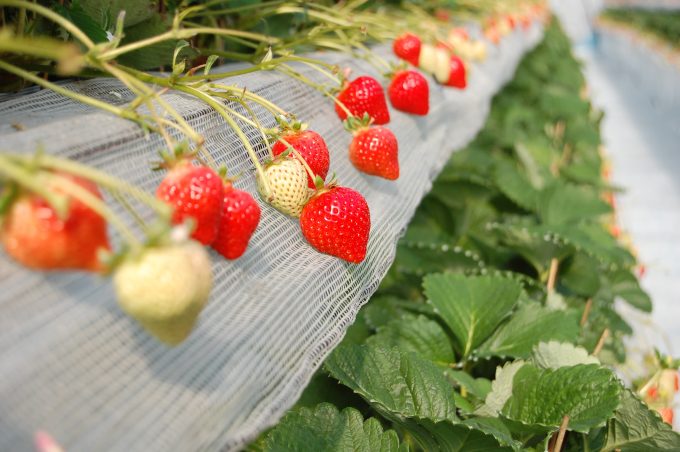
[{"left": 0, "top": 25, "right": 543, "bottom": 452}]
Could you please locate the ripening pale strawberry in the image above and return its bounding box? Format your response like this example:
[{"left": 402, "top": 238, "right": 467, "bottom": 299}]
[
  {"left": 211, "top": 183, "right": 261, "bottom": 259},
  {"left": 156, "top": 159, "right": 223, "bottom": 245},
  {"left": 335, "top": 76, "right": 390, "bottom": 125},
  {"left": 349, "top": 125, "right": 399, "bottom": 180},
  {"left": 300, "top": 186, "right": 371, "bottom": 263},
  {"left": 256, "top": 157, "right": 309, "bottom": 217},
  {"left": 1, "top": 173, "right": 110, "bottom": 272},
  {"left": 388, "top": 70, "right": 429, "bottom": 116},
  {"left": 418, "top": 44, "right": 438, "bottom": 75},
  {"left": 445, "top": 54, "right": 467, "bottom": 89},
  {"left": 393, "top": 33, "right": 421, "bottom": 66},
  {"left": 273, "top": 129, "right": 330, "bottom": 188},
  {"left": 114, "top": 239, "right": 213, "bottom": 345}
]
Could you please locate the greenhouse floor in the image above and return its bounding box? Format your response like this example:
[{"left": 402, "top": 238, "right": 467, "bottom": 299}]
[{"left": 575, "top": 42, "right": 680, "bottom": 354}]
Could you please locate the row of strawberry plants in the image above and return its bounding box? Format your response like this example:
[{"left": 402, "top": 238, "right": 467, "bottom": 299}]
[
  {"left": 250, "top": 21, "right": 680, "bottom": 451},
  {"left": 601, "top": 7, "right": 680, "bottom": 49}
]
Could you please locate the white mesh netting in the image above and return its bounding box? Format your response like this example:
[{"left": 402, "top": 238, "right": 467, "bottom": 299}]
[{"left": 0, "top": 24, "right": 543, "bottom": 452}]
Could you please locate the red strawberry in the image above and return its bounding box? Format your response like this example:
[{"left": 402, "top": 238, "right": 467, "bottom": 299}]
[
  {"left": 211, "top": 183, "right": 261, "bottom": 259},
  {"left": 335, "top": 76, "right": 390, "bottom": 125},
  {"left": 388, "top": 70, "right": 429, "bottom": 116},
  {"left": 1, "top": 173, "right": 110, "bottom": 271},
  {"left": 346, "top": 116, "right": 399, "bottom": 180},
  {"left": 300, "top": 186, "right": 370, "bottom": 263},
  {"left": 272, "top": 130, "right": 330, "bottom": 188},
  {"left": 393, "top": 33, "right": 421, "bottom": 66},
  {"left": 445, "top": 54, "right": 467, "bottom": 89},
  {"left": 156, "top": 160, "right": 223, "bottom": 245}
]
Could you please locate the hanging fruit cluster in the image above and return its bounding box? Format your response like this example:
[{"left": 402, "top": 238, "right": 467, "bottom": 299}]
[{"left": 0, "top": 0, "right": 548, "bottom": 345}]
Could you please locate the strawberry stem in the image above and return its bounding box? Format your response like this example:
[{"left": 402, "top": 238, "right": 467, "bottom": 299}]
[{"left": 174, "top": 85, "right": 272, "bottom": 198}]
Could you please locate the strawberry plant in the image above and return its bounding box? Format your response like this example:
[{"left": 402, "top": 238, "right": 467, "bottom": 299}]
[
  {"left": 252, "top": 22, "right": 680, "bottom": 451},
  {"left": 601, "top": 8, "right": 680, "bottom": 49}
]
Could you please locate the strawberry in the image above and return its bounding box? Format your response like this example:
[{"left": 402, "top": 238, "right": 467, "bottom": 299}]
[
  {"left": 347, "top": 119, "right": 399, "bottom": 180},
  {"left": 393, "top": 33, "right": 421, "bottom": 66},
  {"left": 388, "top": 70, "right": 429, "bottom": 116},
  {"left": 445, "top": 54, "right": 467, "bottom": 89},
  {"left": 256, "top": 157, "right": 309, "bottom": 217},
  {"left": 418, "top": 44, "right": 438, "bottom": 74},
  {"left": 156, "top": 158, "right": 223, "bottom": 245},
  {"left": 211, "top": 183, "right": 261, "bottom": 259},
  {"left": 300, "top": 185, "right": 370, "bottom": 263},
  {"left": 658, "top": 407, "right": 674, "bottom": 425},
  {"left": 272, "top": 129, "right": 330, "bottom": 188},
  {"left": 1, "top": 173, "right": 109, "bottom": 272},
  {"left": 114, "top": 239, "right": 213, "bottom": 345},
  {"left": 335, "top": 76, "right": 390, "bottom": 125}
]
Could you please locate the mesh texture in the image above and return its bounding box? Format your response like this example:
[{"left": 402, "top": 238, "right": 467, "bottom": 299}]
[{"left": 0, "top": 25, "right": 543, "bottom": 451}]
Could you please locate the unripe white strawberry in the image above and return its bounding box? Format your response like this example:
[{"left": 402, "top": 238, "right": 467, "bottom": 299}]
[
  {"left": 113, "top": 239, "right": 213, "bottom": 345},
  {"left": 257, "top": 157, "right": 309, "bottom": 217},
  {"left": 418, "top": 43, "right": 438, "bottom": 74},
  {"left": 471, "top": 41, "right": 487, "bottom": 61},
  {"left": 434, "top": 48, "right": 451, "bottom": 84}
]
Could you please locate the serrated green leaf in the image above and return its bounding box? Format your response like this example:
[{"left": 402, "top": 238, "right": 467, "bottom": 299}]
[
  {"left": 404, "top": 419, "right": 512, "bottom": 451},
  {"left": 366, "top": 314, "right": 455, "bottom": 367},
  {"left": 479, "top": 361, "right": 527, "bottom": 417},
  {"left": 461, "top": 417, "right": 524, "bottom": 450},
  {"left": 54, "top": 2, "right": 109, "bottom": 43},
  {"left": 494, "top": 159, "right": 540, "bottom": 211},
  {"left": 606, "top": 270, "right": 652, "bottom": 312},
  {"left": 501, "top": 364, "right": 622, "bottom": 432},
  {"left": 325, "top": 344, "right": 458, "bottom": 423},
  {"left": 532, "top": 341, "right": 599, "bottom": 369},
  {"left": 260, "top": 403, "right": 407, "bottom": 452},
  {"left": 477, "top": 302, "right": 580, "bottom": 358},
  {"left": 395, "top": 242, "right": 484, "bottom": 277},
  {"left": 423, "top": 274, "right": 522, "bottom": 357},
  {"left": 79, "top": 0, "right": 156, "bottom": 29},
  {"left": 538, "top": 182, "right": 611, "bottom": 225},
  {"left": 601, "top": 389, "right": 680, "bottom": 451},
  {"left": 117, "top": 15, "right": 196, "bottom": 69}
]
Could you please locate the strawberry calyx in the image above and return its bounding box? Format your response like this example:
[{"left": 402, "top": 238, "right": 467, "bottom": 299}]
[
  {"left": 384, "top": 61, "right": 409, "bottom": 80},
  {"left": 343, "top": 113, "right": 373, "bottom": 134},
  {"left": 152, "top": 142, "right": 195, "bottom": 171}
]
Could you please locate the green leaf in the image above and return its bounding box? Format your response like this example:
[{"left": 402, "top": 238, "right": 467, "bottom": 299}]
[
  {"left": 538, "top": 182, "right": 611, "bottom": 226},
  {"left": 366, "top": 314, "right": 455, "bottom": 366},
  {"left": 394, "top": 242, "right": 485, "bottom": 277},
  {"left": 79, "top": 0, "right": 156, "bottom": 29},
  {"left": 445, "top": 370, "right": 492, "bottom": 400},
  {"left": 532, "top": 341, "right": 599, "bottom": 369},
  {"left": 54, "top": 2, "right": 109, "bottom": 43},
  {"left": 601, "top": 389, "right": 680, "bottom": 451},
  {"left": 117, "top": 15, "right": 196, "bottom": 69},
  {"left": 479, "top": 361, "right": 527, "bottom": 417},
  {"left": 325, "top": 344, "right": 458, "bottom": 423},
  {"left": 477, "top": 302, "right": 580, "bottom": 358},
  {"left": 423, "top": 274, "right": 522, "bottom": 357},
  {"left": 461, "top": 417, "right": 524, "bottom": 450},
  {"left": 260, "top": 403, "right": 407, "bottom": 452},
  {"left": 501, "top": 364, "right": 622, "bottom": 432},
  {"left": 560, "top": 253, "right": 601, "bottom": 296},
  {"left": 607, "top": 269, "right": 652, "bottom": 312},
  {"left": 404, "top": 419, "right": 512, "bottom": 451},
  {"left": 494, "top": 159, "right": 540, "bottom": 211}
]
